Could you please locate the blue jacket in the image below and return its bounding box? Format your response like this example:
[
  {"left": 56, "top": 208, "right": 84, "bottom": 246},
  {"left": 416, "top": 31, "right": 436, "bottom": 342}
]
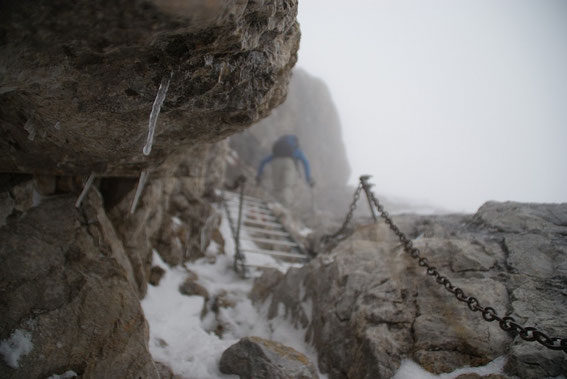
[{"left": 257, "top": 135, "right": 312, "bottom": 184}]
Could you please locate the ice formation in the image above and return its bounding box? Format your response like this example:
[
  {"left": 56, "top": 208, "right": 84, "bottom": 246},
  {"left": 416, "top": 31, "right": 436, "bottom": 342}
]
[
  {"left": 142, "top": 74, "right": 172, "bottom": 156},
  {"left": 75, "top": 173, "right": 95, "bottom": 208},
  {"left": 47, "top": 370, "right": 78, "bottom": 379},
  {"left": 130, "top": 169, "right": 149, "bottom": 214},
  {"left": 23, "top": 119, "right": 36, "bottom": 141}
]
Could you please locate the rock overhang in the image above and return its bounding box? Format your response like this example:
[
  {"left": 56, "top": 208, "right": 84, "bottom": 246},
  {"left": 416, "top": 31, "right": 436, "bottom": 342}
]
[{"left": 0, "top": 0, "right": 300, "bottom": 176}]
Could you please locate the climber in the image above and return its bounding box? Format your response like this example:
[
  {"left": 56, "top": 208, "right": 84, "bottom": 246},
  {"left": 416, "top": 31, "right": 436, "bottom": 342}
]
[{"left": 256, "top": 134, "right": 314, "bottom": 205}]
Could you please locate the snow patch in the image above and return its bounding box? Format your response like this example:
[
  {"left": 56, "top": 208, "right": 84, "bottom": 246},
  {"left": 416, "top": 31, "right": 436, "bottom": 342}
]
[
  {"left": 47, "top": 370, "right": 78, "bottom": 379},
  {"left": 142, "top": 211, "right": 327, "bottom": 378},
  {"left": 0, "top": 329, "right": 33, "bottom": 369},
  {"left": 393, "top": 355, "right": 507, "bottom": 379}
]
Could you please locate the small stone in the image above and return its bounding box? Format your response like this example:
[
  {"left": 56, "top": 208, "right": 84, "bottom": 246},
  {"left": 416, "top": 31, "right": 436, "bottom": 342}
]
[
  {"left": 179, "top": 277, "right": 209, "bottom": 300},
  {"left": 149, "top": 266, "right": 166, "bottom": 286}
]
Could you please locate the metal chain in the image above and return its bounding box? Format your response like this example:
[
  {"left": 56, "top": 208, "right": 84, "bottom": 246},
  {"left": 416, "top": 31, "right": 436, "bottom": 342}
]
[
  {"left": 320, "top": 182, "right": 364, "bottom": 246},
  {"left": 359, "top": 177, "right": 567, "bottom": 353}
]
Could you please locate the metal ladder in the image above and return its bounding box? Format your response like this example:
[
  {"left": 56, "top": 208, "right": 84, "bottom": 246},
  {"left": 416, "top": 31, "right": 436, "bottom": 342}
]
[{"left": 222, "top": 188, "right": 309, "bottom": 276}]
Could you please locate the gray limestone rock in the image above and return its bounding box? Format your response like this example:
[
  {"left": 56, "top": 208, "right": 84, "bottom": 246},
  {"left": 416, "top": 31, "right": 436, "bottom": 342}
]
[
  {"left": 0, "top": 194, "right": 157, "bottom": 378},
  {"left": 252, "top": 202, "right": 567, "bottom": 378},
  {"left": 0, "top": 0, "right": 299, "bottom": 176},
  {"left": 219, "top": 336, "right": 319, "bottom": 379}
]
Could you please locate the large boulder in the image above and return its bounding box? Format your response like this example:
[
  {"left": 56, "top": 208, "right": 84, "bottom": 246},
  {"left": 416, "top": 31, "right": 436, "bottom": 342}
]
[
  {"left": 0, "top": 193, "right": 157, "bottom": 378},
  {"left": 0, "top": 0, "right": 299, "bottom": 176},
  {"left": 252, "top": 201, "right": 567, "bottom": 378}
]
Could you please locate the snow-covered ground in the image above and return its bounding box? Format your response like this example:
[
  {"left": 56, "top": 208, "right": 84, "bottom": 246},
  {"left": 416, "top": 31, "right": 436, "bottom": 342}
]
[
  {"left": 141, "top": 212, "right": 323, "bottom": 378},
  {"left": 140, "top": 207, "right": 514, "bottom": 379}
]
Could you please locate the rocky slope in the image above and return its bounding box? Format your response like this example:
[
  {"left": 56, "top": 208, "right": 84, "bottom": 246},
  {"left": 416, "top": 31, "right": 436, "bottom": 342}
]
[
  {"left": 0, "top": 1, "right": 300, "bottom": 377},
  {"left": 252, "top": 201, "right": 567, "bottom": 378}
]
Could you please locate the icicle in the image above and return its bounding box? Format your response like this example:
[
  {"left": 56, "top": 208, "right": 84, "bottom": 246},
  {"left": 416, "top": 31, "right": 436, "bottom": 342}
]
[
  {"left": 130, "top": 169, "right": 149, "bottom": 214},
  {"left": 143, "top": 74, "right": 172, "bottom": 156},
  {"left": 24, "top": 119, "right": 36, "bottom": 141},
  {"left": 75, "top": 172, "right": 95, "bottom": 208}
]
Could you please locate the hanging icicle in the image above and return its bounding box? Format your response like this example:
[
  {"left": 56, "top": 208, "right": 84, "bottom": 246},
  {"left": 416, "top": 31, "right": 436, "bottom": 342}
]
[
  {"left": 130, "top": 169, "right": 149, "bottom": 214},
  {"left": 75, "top": 172, "right": 96, "bottom": 208},
  {"left": 143, "top": 73, "right": 172, "bottom": 156}
]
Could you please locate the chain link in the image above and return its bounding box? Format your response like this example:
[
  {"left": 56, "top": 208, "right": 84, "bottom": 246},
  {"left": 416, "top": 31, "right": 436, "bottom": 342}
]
[
  {"left": 325, "top": 175, "right": 567, "bottom": 353},
  {"left": 320, "top": 183, "right": 363, "bottom": 246}
]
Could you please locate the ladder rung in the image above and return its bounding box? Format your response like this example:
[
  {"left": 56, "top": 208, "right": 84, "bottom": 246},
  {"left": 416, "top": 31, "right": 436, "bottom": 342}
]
[
  {"left": 243, "top": 219, "right": 283, "bottom": 228},
  {"left": 241, "top": 237, "right": 298, "bottom": 247},
  {"left": 226, "top": 206, "right": 273, "bottom": 215},
  {"left": 244, "top": 263, "right": 282, "bottom": 270},
  {"left": 242, "top": 226, "right": 290, "bottom": 237},
  {"left": 243, "top": 263, "right": 302, "bottom": 271},
  {"left": 242, "top": 248, "right": 307, "bottom": 260},
  {"left": 227, "top": 203, "right": 273, "bottom": 214},
  {"left": 226, "top": 207, "right": 275, "bottom": 218},
  {"left": 244, "top": 212, "right": 278, "bottom": 221},
  {"left": 242, "top": 195, "right": 266, "bottom": 202},
  {"left": 226, "top": 201, "right": 270, "bottom": 211},
  {"left": 225, "top": 194, "right": 266, "bottom": 204}
]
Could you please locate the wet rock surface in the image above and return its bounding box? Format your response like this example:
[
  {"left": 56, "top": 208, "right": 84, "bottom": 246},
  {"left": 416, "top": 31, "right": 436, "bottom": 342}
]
[
  {"left": 0, "top": 0, "right": 299, "bottom": 176},
  {"left": 252, "top": 201, "right": 567, "bottom": 378},
  {"left": 220, "top": 336, "right": 319, "bottom": 379}
]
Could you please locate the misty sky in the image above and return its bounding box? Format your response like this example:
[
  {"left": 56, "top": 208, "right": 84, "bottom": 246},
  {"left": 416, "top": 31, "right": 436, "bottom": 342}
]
[{"left": 296, "top": 0, "right": 567, "bottom": 212}]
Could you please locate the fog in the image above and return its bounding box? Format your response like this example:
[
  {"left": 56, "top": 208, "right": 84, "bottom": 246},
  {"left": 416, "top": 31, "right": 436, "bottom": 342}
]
[{"left": 297, "top": 0, "right": 567, "bottom": 213}]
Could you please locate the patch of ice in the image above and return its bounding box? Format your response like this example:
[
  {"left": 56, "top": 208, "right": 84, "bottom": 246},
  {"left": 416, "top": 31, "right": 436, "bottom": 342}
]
[
  {"left": 24, "top": 119, "right": 35, "bottom": 141},
  {"left": 130, "top": 170, "right": 149, "bottom": 214},
  {"left": 75, "top": 172, "right": 95, "bottom": 208},
  {"left": 47, "top": 370, "right": 78, "bottom": 379},
  {"left": 0, "top": 329, "right": 33, "bottom": 369}
]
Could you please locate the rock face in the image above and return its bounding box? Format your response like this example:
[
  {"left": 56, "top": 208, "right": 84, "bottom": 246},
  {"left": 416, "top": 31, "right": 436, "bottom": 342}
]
[
  {"left": 228, "top": 69, "right": 354, "bottom": 227},
  {"left": 252, "top": 201, "right": 567, "bottom": 378},
  {"left": 0, "top": 0, "right": 299, "bottom": 176},
  {"left": 0, "top": 193, "right": 158, "bottom": 378},
  {"left": 220, "top": 336, "right": 319, "bottom": 379},
  {"left": 99, "top": 142, "right": 228, "bottom": 297}
]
